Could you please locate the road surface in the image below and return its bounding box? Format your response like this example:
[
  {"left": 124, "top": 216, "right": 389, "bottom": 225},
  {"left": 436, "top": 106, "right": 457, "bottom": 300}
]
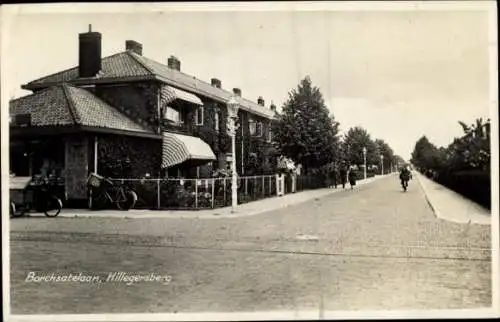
[{"left": 9, "top": 175, "right": 491, "bottom": 314}]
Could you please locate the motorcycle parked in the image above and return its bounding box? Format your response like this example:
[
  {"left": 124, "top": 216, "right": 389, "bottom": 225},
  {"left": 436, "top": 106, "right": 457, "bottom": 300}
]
[{"left": 10, "top": 176, "right": 63, "bottom": 217}]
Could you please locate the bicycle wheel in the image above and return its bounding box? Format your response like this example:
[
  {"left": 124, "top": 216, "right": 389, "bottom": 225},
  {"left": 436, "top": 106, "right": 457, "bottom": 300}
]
[
  {"left": 10, "top": 202, "right": 24, "bottom": 217},
  {"left": 44, "top": 196, "right": 62, "bottom": 217},
  {"left": 116, "top": 188, "right": 137, "bottom": 211},
  {"left": 89, "top": 190, "right": 108, "bottom": 210}
]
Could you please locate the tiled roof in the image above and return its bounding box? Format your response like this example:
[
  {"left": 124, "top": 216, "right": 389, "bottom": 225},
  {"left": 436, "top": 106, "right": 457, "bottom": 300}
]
[
  {"left": 65, "top": 85, "right": 152, "bottom": 133},
  {"left": 24, "top": 51, "right": 274, "bottom": 119},
  {"left": 10, "top": 84, "right": 153, "bottom": 135},
  {"left": 26, "top": 52, "right": 152, "bottom": 85},
  {"left": 9, "top": 86, "right": 75, "bottom": 127},
  {"left": 131, "top": 53, "right": 274, "bottom": 118}
]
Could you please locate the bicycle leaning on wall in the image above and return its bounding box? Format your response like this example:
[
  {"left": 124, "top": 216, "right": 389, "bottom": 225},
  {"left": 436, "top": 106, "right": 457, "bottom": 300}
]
[{"left": 87, "top": 173, "right": 138, "bottom": 210}]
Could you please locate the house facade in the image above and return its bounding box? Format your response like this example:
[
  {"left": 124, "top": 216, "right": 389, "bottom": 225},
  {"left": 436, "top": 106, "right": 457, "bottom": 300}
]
[{"left": 9, "top": 26, "right": 278, "bottom": 205}]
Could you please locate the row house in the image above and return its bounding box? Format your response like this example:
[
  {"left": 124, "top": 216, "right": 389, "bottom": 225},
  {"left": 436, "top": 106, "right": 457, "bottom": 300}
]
[{"left": 9, "top": 26, "right": 277, "bottom": 205}]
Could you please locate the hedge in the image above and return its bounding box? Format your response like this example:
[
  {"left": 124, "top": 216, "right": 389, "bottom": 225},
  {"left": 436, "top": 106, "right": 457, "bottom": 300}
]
[{"left": 434, "top": 170, "right": 490, "bottom": 209}]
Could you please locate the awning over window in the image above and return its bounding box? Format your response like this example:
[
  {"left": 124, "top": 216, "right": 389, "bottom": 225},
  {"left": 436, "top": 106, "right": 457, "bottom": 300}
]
[
  {"left": 162, "top": 132, "right": 216, "bottom": 168},
  {"left": 160, "top": 85, "right": 203, "bottom": 106}
]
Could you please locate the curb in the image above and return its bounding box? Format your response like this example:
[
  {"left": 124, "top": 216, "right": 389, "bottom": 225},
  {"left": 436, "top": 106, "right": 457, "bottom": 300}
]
[
  {"left": 415, "top": 172, "right": 490, "bottom": 225},
  {"left": 415, "top": 173, "right": 440, "bottom": 220},
  {"left": 211, "top": 175, "right": 386, "bottom": 219}
]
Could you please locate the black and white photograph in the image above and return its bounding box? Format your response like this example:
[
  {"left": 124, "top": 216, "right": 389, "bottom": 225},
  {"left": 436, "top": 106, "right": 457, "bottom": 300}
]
[{"left": 1, "top": 1, "right": 499, "bottom": 321}]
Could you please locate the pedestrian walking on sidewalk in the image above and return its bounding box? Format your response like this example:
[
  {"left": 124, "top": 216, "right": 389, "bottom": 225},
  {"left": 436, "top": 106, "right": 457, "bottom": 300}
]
[
  {"left": 339, "top": 162, "right": 348, "bottom": 189},
  {"left": 327, "top": 164, "right": 338, "bottom": 189},
  {"left": 348, "top": 166, "right": 357, "bottom": 190},
  {"left": 332, "top": 164, "right": 339, "bottom": 189}
]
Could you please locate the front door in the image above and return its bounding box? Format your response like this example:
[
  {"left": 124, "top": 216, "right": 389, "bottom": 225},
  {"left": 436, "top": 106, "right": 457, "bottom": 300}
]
[{"left": 65, "top": 136, "right": 89, "bottom": 199}]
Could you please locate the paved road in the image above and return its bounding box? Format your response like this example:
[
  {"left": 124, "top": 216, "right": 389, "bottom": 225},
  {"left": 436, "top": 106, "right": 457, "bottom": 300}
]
[{"left": 9, "top": 175, "right": 492, "bottom": 314}]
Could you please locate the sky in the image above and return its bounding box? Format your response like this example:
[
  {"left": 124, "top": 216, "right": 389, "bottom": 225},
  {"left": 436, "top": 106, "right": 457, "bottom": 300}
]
[{"left": 1, "top": 3, "right": 494, "bottom": 161}]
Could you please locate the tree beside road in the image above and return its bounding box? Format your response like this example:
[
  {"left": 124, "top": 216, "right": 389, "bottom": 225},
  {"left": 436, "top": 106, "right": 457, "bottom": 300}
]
[
  {"left": 410, "top": 118, "right": 491, "bottom": 209},
  {"left": 272, "top": 76, "right": 340, "bottom": 174},
  {"left": 272, "top": 76, "right": 400, "bottom": 178}
]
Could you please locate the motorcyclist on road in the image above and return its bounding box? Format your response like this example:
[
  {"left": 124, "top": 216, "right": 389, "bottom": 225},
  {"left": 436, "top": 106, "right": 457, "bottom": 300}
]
[{"left": 399, "top": 165, "right": 412, "bottom": 191}]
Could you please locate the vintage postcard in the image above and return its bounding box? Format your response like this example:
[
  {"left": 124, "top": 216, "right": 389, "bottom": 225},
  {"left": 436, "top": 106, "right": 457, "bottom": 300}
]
[{"left": 1, "top": 1, "right": 499, "bottom": 321}]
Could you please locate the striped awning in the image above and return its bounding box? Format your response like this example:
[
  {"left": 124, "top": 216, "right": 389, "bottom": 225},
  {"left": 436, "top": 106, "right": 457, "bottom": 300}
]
[
  {"left": 162, "top": 132, "right": 216, "bottom": 168},
  {"left": 160, "top": 85, "right": 203, "bottom": 106}
]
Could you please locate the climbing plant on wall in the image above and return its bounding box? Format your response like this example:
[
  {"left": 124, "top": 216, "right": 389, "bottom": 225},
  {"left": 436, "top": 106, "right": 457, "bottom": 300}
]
[
  {"left": 97, "top": 135, "right": 161, "bottom": 178},
  {"left": 243, "top": 136, "right": 277, "bottom": 175}
]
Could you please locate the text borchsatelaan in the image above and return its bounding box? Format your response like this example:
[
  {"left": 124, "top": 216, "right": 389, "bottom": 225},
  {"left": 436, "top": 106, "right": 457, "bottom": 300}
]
[{"left": 25, "top": 272, "right": 102, "bottom": 283}]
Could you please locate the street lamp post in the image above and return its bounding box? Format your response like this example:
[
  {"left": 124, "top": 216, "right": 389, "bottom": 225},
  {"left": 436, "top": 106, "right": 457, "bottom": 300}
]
[
  {"left": 227, "top": 95, "right": 240, "bottom": 213},
  {"left": 362, "top": 147, "right": 367, "bottom": 180},
  {"left": 380, "top": 155, "right": 384, "bottom": 175}
]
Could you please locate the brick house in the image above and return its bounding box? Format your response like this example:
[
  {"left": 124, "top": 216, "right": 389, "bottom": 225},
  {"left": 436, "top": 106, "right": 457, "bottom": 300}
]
[{"left": 9, "top": 26, "right": 277, "bottom": 205}]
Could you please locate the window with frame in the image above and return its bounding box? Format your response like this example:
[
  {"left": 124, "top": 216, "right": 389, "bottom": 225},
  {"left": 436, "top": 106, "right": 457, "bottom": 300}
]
[
  {"left": 255, "top": 122, "right": 263, "bottom": 137},
  {"left": 164, "top": 106, "right": 183, "bottom": 124},
  {"left": 267, "top": 125, "right": 273, "bottom": 142},
  {"left": 196, "top": 106, "right": 204, "bottom": 126},
  {"left": 214, "top": 110, "right": 219, "bottom": 132},
  {"left": 249, "top": 119, "right": 256, "bottom": 136}
]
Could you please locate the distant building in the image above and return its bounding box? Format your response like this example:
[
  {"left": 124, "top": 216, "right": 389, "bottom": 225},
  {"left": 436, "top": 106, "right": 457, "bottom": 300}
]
[{"left": 9, "top": 26, "right": 277, "bottom": 204}]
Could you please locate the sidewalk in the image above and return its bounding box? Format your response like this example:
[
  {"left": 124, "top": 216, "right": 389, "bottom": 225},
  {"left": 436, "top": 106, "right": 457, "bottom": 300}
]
[
  {"left": 55, "top": 175, "right": 385, "bottom": 220},
  {"left": 416, "top": 172, "right": 491, "bottom": 225}
]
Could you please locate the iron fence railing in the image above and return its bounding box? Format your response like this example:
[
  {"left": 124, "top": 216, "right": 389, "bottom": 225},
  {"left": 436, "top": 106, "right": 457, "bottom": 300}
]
[
  {"left": 109, "top": 175, "right": 278, "bottom": 210},
  {"left": 296, "top": 174, "right": 328, "bottom": 192}
]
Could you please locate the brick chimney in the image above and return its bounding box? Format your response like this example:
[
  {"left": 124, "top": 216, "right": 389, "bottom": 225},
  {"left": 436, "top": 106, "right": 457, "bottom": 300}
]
[
  {"left": 126, "top": 40, "right": 143, "bottom": 55},
  {"left": 270, "top": 101, "right": 277, "bottom": 112},
  {"left": 78, "top": 24, "right": 102, "bottom": 78},
  {"left": 233, "top": 88, "right": 242, "bottom": 96},
  {"left": 257, "top": 96, "right": 265, "bottom": 106},
  {"left": 211, "top": 78, "right": 221, "bottom": 88},
  {"left": 167, "top": 56, "right": 181, "bottom": 71}
]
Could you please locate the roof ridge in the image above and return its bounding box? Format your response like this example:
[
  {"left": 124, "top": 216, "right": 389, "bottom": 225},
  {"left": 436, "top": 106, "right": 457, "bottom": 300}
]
[
  {"left": 9, "top": 86, "right": 58, "bottom": 103},
  {"left": 21, "top": 49, "right": 274, "bottom": 118},
  {"left": 61, "top": 83, "right": 81, "bottom": 125},
  {"left": 126, "top": 51, "right": 156, "bottom": 76},
  {"left": 136, "top": 54, "right": 273, "bottom": 115},
  {"left": 136, "top": 54, "right": 235, "bottom": 96},
  {"left": 27, "top": 67, "right": 77, "bottom": 86},
  {"left": 137, "top": 54, "right": 194, "bottom": 78}
]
